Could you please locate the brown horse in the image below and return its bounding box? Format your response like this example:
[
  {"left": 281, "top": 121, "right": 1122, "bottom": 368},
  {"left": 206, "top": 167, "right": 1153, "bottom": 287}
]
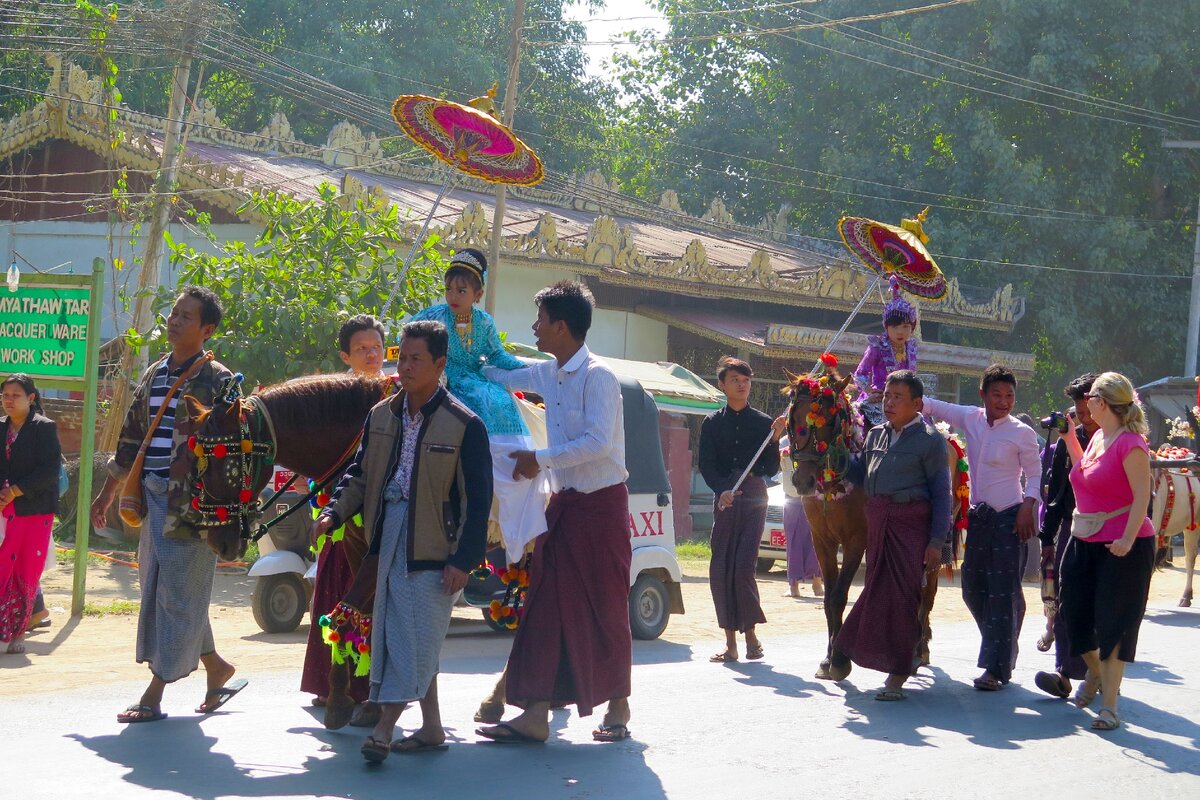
[
  {"left": 784, "top": 368, "right": 962, "bottom": 679},
  {"left": 181, "top": 373, "right": 393, "bottom": 559},
  {"left": 784, "top": 367, "right": 868, "bottom": 679}
]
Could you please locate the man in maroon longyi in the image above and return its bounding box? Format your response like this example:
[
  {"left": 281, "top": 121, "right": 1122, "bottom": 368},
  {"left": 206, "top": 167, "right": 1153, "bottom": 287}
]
[{"left": 477, "top": 281, "right": 633, "bottom": 743}]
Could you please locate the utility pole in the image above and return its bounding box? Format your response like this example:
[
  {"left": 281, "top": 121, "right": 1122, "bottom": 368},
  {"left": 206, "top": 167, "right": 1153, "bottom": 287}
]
[
  {"left": 1165, "top": 139, "right": 1200, "bottom": 377},
  {"left": 484, "top": 0, "right": 526, "bottom": 316},
  {"left": 100, "top": 0, "right": 218, "bottom": 450}
]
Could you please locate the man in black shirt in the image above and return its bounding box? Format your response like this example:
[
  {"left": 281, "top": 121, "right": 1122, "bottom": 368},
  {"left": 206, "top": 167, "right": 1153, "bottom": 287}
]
[
  {"left": 1034, "top": 372, "right": 1099, "bottom": 699},
  {"left": 699, "top": 356, "right": 785, "bottom": 663}
]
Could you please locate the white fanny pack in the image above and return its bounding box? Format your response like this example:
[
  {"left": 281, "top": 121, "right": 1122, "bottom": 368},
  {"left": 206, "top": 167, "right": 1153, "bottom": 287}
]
[{"left": 1071, "top": 505, "right": 1131, "bottom": 539}]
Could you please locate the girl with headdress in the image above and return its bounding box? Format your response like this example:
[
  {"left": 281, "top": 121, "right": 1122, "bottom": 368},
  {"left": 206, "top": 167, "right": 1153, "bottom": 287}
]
[
  {"left": 410, "top": 248, "right": 548, "bottom": 564},
  {"left": 853, "top": 275, "right": 919, "bottom": 427}
]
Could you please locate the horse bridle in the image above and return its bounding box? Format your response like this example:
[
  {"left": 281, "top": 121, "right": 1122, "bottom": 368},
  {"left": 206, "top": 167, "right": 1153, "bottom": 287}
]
[{"left": 190, "top": 375, "right": 275, "bottom": 539}]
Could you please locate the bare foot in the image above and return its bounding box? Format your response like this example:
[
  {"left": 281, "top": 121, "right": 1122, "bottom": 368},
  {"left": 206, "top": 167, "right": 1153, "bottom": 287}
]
[
  {"left": 5, "top": 641, "right": 26, "bottom": 654},
  {"left": 479, "top": 711, "right": 550, "bottom": 742},
  {"left": 205, "top": 657, "right": 237, "bottom": 695},
  {"left": 602, "top": 697, "right": 631, "bottom": 729},
  {"left": 393, "top": 725, "right": 446, "bottom": 751}
]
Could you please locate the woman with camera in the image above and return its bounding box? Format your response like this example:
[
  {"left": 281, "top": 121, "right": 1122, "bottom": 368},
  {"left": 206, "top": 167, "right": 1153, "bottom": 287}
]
[
  {"left": 1058, "top": 371, "right": 1155, "bottom": 731},
  {"left": 0, "top": 374, "right": 62, "bottom": 655}
]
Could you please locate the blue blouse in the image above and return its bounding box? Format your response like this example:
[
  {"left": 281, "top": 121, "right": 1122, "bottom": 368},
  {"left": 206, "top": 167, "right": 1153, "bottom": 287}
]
[{"left": 410, "top": 304, "right": 529, "bottom": 436}]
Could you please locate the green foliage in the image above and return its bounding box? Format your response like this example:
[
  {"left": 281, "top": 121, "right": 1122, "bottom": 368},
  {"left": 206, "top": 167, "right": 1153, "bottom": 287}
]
[{"left": 162, "top": 182, "right": 444, "bottom": 384}]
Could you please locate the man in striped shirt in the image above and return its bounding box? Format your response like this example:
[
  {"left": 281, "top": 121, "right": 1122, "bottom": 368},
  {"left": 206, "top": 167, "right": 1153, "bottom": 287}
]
[{"left": 92, "top": 287, "right": 244, "bottom": 723}]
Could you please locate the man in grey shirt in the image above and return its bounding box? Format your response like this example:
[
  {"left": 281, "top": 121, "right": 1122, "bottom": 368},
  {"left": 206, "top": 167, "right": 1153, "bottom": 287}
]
[{"left": 830, "top": 370, "right": 952, "bottom": 699}]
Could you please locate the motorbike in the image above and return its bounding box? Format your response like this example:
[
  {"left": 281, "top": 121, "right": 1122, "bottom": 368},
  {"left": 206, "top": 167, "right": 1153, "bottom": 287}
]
[{"left": 247, "top": 468, "right": 316, "bottom": 633}]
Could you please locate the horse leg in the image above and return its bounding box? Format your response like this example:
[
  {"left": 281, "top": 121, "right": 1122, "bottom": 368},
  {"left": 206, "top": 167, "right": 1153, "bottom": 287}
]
[
  {"left": 475, "top": 664, "right": 508, "bottom": 723},
  {"left": 917, "top": 570, "right": 939, "bottom": 667},
  {"left": 807, "top": 509, "right": 842, "bottom": 680},
  {"left": 826, "top": 537, "right": 866, "bottom": 678},
  {"left": 1182, "top": 528, "right": 1199, "bottom": 608}
]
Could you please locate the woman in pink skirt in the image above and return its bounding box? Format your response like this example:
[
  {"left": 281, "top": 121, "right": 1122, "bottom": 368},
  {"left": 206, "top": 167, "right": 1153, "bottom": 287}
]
[{"left": 0, "top": 374, "right": 61, "bottom": 655}]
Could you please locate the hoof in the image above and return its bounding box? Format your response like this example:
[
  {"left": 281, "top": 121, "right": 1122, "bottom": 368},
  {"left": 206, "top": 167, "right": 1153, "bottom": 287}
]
[
  {"left": 1180, "top": 596, "right": 1193, "bottom": 608},
  {"left": 815, "top": 662, "right": 833, "bottom": 681},
  {"left": 474, "top": 702, "right": 505, "bottom": 724}
]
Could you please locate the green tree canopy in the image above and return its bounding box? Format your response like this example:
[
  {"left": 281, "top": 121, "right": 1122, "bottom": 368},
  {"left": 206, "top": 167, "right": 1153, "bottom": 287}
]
[
  {"left": 162, "top": 182, "right": 443, "bottom": 384},
  {"left": 606, "top": 0, "right": 1200, "bottom": 410}
]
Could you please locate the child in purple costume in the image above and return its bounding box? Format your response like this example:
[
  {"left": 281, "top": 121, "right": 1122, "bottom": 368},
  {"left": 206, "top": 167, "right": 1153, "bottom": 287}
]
[{"left": 853, "top": 275, "right": 919, "bottom": 427}]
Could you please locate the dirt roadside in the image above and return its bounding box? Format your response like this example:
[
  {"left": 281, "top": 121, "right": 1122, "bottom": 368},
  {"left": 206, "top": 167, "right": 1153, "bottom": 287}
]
[{"left": 2, "top": 550, "right": 1191, "bottom": 698}]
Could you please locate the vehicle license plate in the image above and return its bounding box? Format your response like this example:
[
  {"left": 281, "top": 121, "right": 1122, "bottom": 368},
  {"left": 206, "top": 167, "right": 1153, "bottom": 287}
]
[{"left": 769, "top": 529, "right": 786, "bottom": 547}]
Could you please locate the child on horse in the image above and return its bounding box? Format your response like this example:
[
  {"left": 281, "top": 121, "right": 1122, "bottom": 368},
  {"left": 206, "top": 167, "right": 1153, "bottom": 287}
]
[
  {"left": 853, "top": 275, "right": 920, "bottom": 427},
  {"left": 411, "top": 248, "right": 548, "bottom": 564}
]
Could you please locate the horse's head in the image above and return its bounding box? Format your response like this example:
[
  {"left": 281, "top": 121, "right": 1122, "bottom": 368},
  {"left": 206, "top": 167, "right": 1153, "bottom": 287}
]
[
  {"left": 181, "top": 374, "right": 274, "bottom": 561},
  {"left": 784, "top": 367, "right": 857, "bottom": 497}
]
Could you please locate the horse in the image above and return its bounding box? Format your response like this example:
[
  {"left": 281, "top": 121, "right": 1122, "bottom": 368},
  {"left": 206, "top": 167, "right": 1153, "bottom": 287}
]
[
  {"left": 784, "top": 367, "right": 965, "bottom": 679},
  {"left": 180, "top": 372, "right": 394, "bottom": 562},
  {"left": 784, "top": 367, "right": 868, "bottom": 679},
  {"left": 1150, "top": 467, "right": 1200, "bottom": 607}
]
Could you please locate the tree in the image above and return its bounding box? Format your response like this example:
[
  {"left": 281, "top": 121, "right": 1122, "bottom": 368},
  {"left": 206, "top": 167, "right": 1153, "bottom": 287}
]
[
  {"left": 162, "top": 182, "right": 444, "bottom": 384},
  {"left": 604, "top": 0, "right": 1200, "bottom": 410}
]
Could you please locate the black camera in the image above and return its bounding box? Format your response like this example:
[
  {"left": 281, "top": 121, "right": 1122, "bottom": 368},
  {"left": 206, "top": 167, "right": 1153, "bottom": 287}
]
[{"left": 1039, "top": 410, "right": 1072, "bottom": 433}]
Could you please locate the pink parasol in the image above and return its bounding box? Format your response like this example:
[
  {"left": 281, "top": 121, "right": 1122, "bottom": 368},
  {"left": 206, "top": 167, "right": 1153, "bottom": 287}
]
[
  {"left": 391, "top": 94, "right": 544, "bottom": 187},
  {"left": 379, "top": 91, "right": 545, "bottom": 319},
  {"left": 837, "top": 207, "right": 947, "bottom": 300}
]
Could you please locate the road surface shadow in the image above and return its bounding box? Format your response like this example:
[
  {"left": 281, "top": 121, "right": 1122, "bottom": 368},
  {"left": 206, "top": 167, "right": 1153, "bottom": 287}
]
[
  {"left": 836, "top": 666, "right": 1200, "bottom": 773},
  {"left": 724, "top": 660, "right": 837, "bottom": 700},
  {"left": 68, "top": 714, "right": 668, "bottom": 799}
]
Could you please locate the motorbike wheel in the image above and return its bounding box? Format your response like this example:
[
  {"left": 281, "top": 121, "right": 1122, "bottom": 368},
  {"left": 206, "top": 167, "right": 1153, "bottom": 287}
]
[
  {"left": 628, "top": 573, "right": 670, "bottom": 641},
  {"left": 252, "top": 573, "right": 310, "bottom": 633}
]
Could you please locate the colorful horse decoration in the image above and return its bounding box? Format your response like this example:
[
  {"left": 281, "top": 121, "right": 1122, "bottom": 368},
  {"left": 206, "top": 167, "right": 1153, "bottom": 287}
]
[{"left": 1151, "top": 444, "right": 1200, "bottom": 607}]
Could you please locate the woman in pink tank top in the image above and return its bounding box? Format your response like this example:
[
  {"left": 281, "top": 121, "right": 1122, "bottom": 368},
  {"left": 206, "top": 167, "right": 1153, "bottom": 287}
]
[{"left": 1058, "top": 372, "right": 1155, "bottom": 732}]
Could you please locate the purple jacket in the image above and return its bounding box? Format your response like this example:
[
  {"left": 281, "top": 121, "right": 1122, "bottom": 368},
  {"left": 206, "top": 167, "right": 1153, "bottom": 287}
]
[{"left": 853, "top": 335, "right": 919, "bottom": 402}]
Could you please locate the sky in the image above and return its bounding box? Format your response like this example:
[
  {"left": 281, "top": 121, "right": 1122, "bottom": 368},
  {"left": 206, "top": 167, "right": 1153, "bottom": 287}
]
[{"left": 562, "top": 0, "right": 670, "bottom": 79}]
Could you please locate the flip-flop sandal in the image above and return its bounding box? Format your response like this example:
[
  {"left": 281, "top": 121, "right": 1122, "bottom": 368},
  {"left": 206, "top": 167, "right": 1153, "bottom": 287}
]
[
  {"left": 391, "top": 735, "right": 449, "bottom": 754},
  {"left": 1034, "top": 671, "right": 1071, "bottom": 699},
  {"left": 973, "top": 676, "right": 1004, "bottom": 691},
  {"left": 709, "top": 651, "right": 738, "bottom": 663},
  {"left": 1091, "top": 708, "right": 1121, "bottom": 731},
  {"left": 592, "top": 724, "right": 632, "bottom": 742},
  {"left": 476, "top": 722, "right": 546, "bottom": 744},
  {"left": 874, "top": 689, "right": 907, "bottom": 702},
  {"left": 746, "top": 645, "right": 764, "bottom": 661},
  {"left": 1036, "top": 632, "right": 1054, "bottom": 652},
  {"left": 118, "top": 704, "right": 168, "bottom": 724},
  {"left": 1073, "top": 675, "right": 1101, "bottom": 709},
  {"left": 196, "top": 678, "right": 249, "bottom": 714},
  {"left": 361, "top": 736, "right": 390, "bottom": 763}
]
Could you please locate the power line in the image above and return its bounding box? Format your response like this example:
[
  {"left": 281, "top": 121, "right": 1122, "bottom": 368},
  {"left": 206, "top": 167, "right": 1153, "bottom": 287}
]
[{"left": 527, "top": 0, "right": 980, "bottom": 46}]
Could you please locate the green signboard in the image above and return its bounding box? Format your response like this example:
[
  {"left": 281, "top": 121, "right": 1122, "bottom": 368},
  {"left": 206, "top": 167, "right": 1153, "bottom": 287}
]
[{"left": 0, "top": 276, "right": 92, "bottom": 384}]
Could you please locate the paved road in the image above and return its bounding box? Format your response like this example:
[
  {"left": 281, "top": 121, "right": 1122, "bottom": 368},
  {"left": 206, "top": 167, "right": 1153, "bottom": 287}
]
[{"left": 7, "top": 606, "right": 1199, "bottom": 799}]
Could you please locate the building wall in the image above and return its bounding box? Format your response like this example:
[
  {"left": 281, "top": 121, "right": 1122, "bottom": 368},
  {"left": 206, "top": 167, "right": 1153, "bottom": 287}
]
[
  {"left": 489, "top": 259, "right": 669, "bottom": 362},
  {"left": 1, "top": 220, "right": 261, "bottom": 341}
]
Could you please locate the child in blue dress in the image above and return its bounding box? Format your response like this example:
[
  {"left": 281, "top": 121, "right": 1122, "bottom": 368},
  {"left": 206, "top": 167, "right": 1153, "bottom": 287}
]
[{"left": 411, "top": 248, "right": 548, "bottom": 563}]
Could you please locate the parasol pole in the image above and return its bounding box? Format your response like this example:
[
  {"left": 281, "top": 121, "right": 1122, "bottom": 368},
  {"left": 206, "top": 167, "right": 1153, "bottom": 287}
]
[
  {"left": 723, "top": 273, "right": 881, "bottom": 502},
  {"left": 807, "top": 274, "right": 882, "bottom": 374},
  {"left": 379, "top": 176, "right": 455, "bottom": 321}
]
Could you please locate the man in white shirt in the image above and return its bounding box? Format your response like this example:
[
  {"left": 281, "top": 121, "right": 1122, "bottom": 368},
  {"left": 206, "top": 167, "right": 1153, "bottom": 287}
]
[
  {"left": 476, "top": 281, "right": 633, "bottom": 744},
  {"left": 922, "top": 364, "right": 1041, "bottom": 691}
]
